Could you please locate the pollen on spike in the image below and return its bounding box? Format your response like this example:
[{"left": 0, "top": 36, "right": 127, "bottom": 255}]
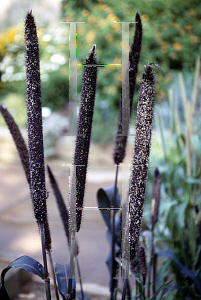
[{"left": 92, "top": 44, "right": 96, "bottom": 53}]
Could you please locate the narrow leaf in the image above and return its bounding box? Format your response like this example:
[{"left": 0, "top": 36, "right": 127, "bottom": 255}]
[
  {"left": 76, "top": 291, "right": 91, "bottom": 300},
  {"left": 97, "top": 184, "right": 121, "bottom": 229},
  {"left": 55, "top": 263, "right": 75, "bottom": 297},
  {"left": 0, "top": 255, "right": 45, "bottom": 296},
  {"left": 160, "top": 285, "right": 181, "bottom": 298},
  {"left": 157, "top": 250, "right": 201, "bottom": 293},
  {"left": 0, "top": 104, "right": 30, "bottom": 184}
]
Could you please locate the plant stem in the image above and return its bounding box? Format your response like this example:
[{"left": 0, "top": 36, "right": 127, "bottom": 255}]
[
  {"left": 69, "top": 232, "right": 76, "bottom": 295},
  {"left": 151, "top": 229, "right": 155, "bottom": 299},
  {"left": 156, "top": 106, "right": 167, "bottom": 163},
  {"left": 39, "top": 222, "right": 51, "bottom": 300},
  {"left": 148, "top": 227, "right": 155, "bottom": 299},
  {"left": 48, "top": 250, "right": 60, "bottom": 300},
  {"left": 110, "top": 164, "right": 119, "bottom": 300},
  {"left": 121, "top": 261, "right": 129, "bottom": 300},
  {"left": 152, "top": 245, "right": 156, "bottom": 299},
  {"left": 75, "top": 254, "right": 84, "bottom": 300}
]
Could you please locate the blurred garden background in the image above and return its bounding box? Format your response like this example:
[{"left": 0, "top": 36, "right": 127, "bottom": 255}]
[
  {"left": 1, "top": 0, "right": 200, "bottom": 145},
  {"left": 1, "top": 0, "right": 201, "bottom": 298}
]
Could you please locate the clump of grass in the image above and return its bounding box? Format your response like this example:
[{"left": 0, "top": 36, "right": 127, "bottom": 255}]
[{"left": 0, "top": 9, "right": 178, "bottom": 300}]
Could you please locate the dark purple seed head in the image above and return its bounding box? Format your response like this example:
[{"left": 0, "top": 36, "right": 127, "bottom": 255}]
[
  {"left": 139, "top": 247, "right": 147, "bottom": 285},
  {"left": 73, "top": 45, "right": 97, "bottom": 232},
  {"left": 113, "top": 12, "right": 143, "bottom": 165},
  {"left": 25, "top": 11, "right": 47, "bottom": 224},
  {"left": 130, "top": 65, "right": 155, "bottom": 261},
  {"left": 151, "top": 167, "right": 161, "bottom": 229}
]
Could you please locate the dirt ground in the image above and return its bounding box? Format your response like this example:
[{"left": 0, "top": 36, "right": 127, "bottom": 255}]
[{"left": 12, "top": 280, "right": 110, "bottom": 300}]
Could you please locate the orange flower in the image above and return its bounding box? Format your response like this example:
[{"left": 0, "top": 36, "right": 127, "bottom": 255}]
[
  {"left": 82, "top": 10, "right": 89, "bottom": 16},
  {"left": 173, "top": 42, "right": 183, "bottom": 51},
  {"left": 142, "top": 14, "right": 149, "bottom": 21}
]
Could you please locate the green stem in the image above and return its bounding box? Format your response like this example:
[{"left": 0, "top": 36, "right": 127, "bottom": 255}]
[
  {"left": 75, "top": 253, "right": 84, "bottom": 300},
  {"left": 152, "top": 246, "right": 156, "bottom": 298},
  {"left": 148, "top": 226, "right": 154, "bottom": 298},
  {"left": 48, "top": 250, "right": 59, "bottom": 300},
  {"left": 151, "top": 228, "right": 155, "bottom": 299},
  {"left": 156, "top": 106, "right": 167, "bottom": 164},
  {"left": 121, "top": 261, "right": 129, "bottom": 300},
  {"left": 110, "top": 164, "right": 119, "bottom": 300},
  {"left": 69, "top": 232, "right": 76, "bottom": 295},
  {"left": 39, "top": 222, "right": 51, "bottom": 300}
]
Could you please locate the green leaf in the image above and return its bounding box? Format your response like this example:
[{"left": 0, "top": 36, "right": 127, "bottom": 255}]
[
  {"left": 185, "top": 177, "right": 201, "bottom": 184},
  {"left": 155, "top": 259, "right": 171, "bottom": 293},
  {"left": 160, "top": 285, "right": 180, "bottom": 299},
  {"left": 76, "top": 291, "right": 91, "bottom": 300},
  {"left": 194, "top": 245, "right": 201, "bottom": 266},
  {"left": 0, "top": 255, "right": 45, "bottom": 299},
  {"left": 55, "top": 263, "right": 75, "bottom": 298},
  {"left": 176, "top": 202, "right": 188, "bottom": 228},
  {"left": 157, "top": 250, "right": 201, "bottom": 294},
  {"left": 160, "top": 200, "right": 177, "bottom": 228},
  {"left": 8, "top": 255, "right": 45, "bottom": 278},
  {"left": 150, "top": 279, "right": 173, "bottom": 299},
  {"left": 191, "top": 135, "right": 201, "bottom": 160},
  {"left": 97, "top": 184, "right": 121, "bottom": 229}
]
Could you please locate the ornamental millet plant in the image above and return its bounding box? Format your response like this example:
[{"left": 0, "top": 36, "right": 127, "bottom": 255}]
[
  {"left": 0, "top": 105, "right": 52, "bottom": 259},
  {"left": 0, "top": 9, "right": 163, "bottom": 300},
  {"left": 130, "top": 65, "right": 155, "bottom": 263},
  {"left": 120, "top": 66, "right": 155, "bottom": 300},
  {"left": 113, "top": 12, "right": 142, "bottom": 165},
  {"left": 111, "top": 12, "right": 142, "bottom": 296},
  {"left": 24, "top": 11, "right": 51, "bottom": 299},
  {"left": 73, "top": 44, "right": 97, "bottom": 233},
  {"left": 25, "top": 11, "right": 47, "bottom": 225},
  {"left": 0, "top": 105, "right": 60, "bottom": 299}
]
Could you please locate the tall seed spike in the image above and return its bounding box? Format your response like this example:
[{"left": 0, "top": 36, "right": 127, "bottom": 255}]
[
  {"left": 139, "top": 247, "right": 147, "bottom": 285},
  {"left": 151, "top": 167, "right": 161, "bottom": 229},
  {"left": 44, "top": 219, "right": 52, "bottom": 251},
  {"left": 73, "top": 45, "right": 97, "bottom": 232},
  {"left": 130, "top": 65, "right": 155, "bottom": 261},
  {"left": 25, "top": 11, "right": 47, "bottom": 224},
  {"left": 113, "top": 12, "right": 143, "bottom": 165},
  {"left": 0, "top": 105, "right": 30, "bottom": 185}
]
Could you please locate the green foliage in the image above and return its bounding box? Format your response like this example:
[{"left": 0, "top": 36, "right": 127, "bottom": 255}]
[
  {"left": 41, "top": 73, "right": 69, "bottom": 111},
  {"left": 62, "top": 0, "right": 201, "bottom": 97},
  {"left": 1, "top": 1, "right": 200, "bottom": 144},
  {"left": 0, "top": 93, "right": 27, "bottom": 126},
  {"left": 144, "top": 57, "right": 201, "bottom": 299}
]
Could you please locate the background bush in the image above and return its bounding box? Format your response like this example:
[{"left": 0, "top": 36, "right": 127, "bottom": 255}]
[{"left": 0, "top": 0, "right": 200, "bottom": 144}]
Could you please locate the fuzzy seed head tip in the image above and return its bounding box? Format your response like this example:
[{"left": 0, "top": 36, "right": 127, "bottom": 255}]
[
  {"left": 92, "top": 44, "right": 96, "bottom": 52},
  {"left": 86, "top": 44, "right": 97, "bottom": 65},
  {"left": 135, "top": 12, "right": 141, "bottom": 23},
  {"left": 155, "top": 167, "right": 160, "bottom": 177}
]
